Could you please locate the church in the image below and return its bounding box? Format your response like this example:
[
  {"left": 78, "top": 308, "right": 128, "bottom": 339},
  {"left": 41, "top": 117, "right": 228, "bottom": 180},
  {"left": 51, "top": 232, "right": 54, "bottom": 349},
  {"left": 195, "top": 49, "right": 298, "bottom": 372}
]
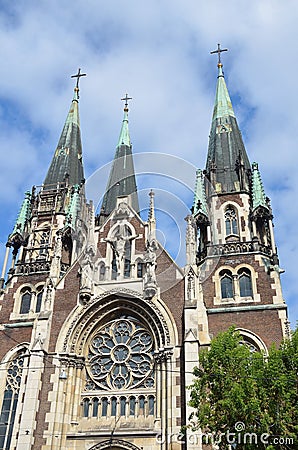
[{"left": 0, "top": 48, "right": 288, "bottom": 450}]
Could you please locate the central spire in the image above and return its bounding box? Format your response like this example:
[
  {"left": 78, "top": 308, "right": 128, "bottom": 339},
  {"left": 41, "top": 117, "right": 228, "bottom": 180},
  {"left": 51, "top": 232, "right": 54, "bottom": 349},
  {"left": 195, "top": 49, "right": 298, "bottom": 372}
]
[
  {"left": 205, "top": 45, "right": 251, "bottom": 194},
  {"left": 101, "top": 95, "right": 139, "bottom": 217}
]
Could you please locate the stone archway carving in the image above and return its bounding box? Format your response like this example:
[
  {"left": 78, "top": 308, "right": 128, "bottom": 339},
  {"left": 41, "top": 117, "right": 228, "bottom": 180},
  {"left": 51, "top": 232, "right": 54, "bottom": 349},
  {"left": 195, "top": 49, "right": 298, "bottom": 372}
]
[
  {"left": 61, "top": 288, "right": 171, "bottom": 354},
  {"left": 89, "top": 439, "right": 141, "bottom": 450}
]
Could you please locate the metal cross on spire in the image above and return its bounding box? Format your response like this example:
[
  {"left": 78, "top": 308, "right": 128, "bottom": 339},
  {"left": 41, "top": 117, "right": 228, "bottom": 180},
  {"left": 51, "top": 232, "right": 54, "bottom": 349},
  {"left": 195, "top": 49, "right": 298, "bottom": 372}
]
[
  {"left": 210, "top": 43, "right": 228, "bottom": 66},
  {"left": 121, "top": 93, "right": 132, "bottom": 110},
  {"left": 71, "top": 68, "right": 87, "bottom": 91}
]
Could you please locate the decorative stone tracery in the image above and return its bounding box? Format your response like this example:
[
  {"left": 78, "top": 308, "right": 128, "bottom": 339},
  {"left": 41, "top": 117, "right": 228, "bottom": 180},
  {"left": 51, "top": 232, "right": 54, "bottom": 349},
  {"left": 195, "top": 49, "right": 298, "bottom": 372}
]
[{"left": 87, "top": 317, "right": 154, "bottom": 390}]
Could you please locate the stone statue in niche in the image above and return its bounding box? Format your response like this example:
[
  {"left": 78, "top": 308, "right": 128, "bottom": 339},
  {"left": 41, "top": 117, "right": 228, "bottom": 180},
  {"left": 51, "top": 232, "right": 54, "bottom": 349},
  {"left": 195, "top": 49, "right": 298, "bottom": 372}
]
[
  {"left": 143, "top": 239, "right": 158, "bottom": 299},
  {"left": 106, "top": 224, "right": 138, "bottom": 273},
  {"left": 79, "top": 245, "right": 96, "bottom": 302}
]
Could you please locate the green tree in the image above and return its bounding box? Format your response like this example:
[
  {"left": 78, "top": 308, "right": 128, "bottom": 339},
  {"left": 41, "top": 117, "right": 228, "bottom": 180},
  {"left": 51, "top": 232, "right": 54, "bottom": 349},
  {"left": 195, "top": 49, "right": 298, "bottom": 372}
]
[{"left": 188, "top": 326, "right": 298, "bottom": 449}]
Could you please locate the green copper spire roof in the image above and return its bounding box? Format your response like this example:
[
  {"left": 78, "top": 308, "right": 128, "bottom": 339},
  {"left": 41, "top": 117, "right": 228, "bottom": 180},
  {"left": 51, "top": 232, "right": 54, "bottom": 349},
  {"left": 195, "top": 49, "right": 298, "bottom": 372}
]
[
  {"left": 192, "top": 169, "right": 208, "bottom": 220},
  {"left": 117, "top": 107, "right": 131, "bottom": 147},
  {"left": 8, "top": 191, "right": 31, "bottom": 242},
  {"left": 43, "top": 76, "right": 85, "bottom": 188},
  {"left": 101, "top": 98, "right": 139, "bottom": 217},
  {"left": 212, "top": 64, "right": 235, "bottom": 120},
  {"left": 205, "top": 53, "right": 251, "bottom": 194},
  {"left": 251, "top": 162, "right": 269, "bottom": 212}
]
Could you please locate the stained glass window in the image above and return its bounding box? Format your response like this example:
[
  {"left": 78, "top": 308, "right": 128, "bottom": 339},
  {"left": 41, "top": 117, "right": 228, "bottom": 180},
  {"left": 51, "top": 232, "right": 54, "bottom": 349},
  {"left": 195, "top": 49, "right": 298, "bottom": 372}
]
[{"left": 87, "top": 318, "right": 154, "bottom": 390}]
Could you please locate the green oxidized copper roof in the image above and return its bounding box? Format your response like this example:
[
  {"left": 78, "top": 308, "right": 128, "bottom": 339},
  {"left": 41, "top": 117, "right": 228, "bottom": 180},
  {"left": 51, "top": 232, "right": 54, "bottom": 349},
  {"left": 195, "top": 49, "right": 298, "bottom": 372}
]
[
  {"left": 251, "top": 162, "right": 269, "bottom": 211},
  {"left": 193, "top": 169, "right": 208, "bottom": 219},
  {"left": 117, "top": 107, "right": 131, "bottom": 147},
  {"left": 212, "top": 64, "right": 235, "bottom": 120},
  {"left": 43, "top": 87, "right": 84, "bottom": 188},
  {"left": 101, "top": 105, "right": 139, "bottom": 216},
  {"left": 9, "top": 191, "right": 31, "bottom": 240},
  {"left": 205, "top": 62, "right": 251, "bottom": 194}
]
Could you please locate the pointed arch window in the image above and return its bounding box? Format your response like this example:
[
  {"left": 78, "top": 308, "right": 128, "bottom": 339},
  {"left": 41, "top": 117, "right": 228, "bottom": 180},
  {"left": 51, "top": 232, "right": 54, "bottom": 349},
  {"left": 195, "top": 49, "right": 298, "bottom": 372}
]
[
  {"left": 35, "top": 286, "right": 43, "bottom": 313},
  {"left": 225, "top": 207, "right": 238, "bottom": 236},
  {"left": 124, "top": 227, "right": 132, "bottom": 278},
  {"left": 238, "top": 268, "right": 253, "bottom": 297},
  {"left": 0, "top": 350, "right": 26, "bottom": 449},
  {"left": 101, "top": 397, "right": 108, "bottom": 417},
  {"left": 220, "top": 270, "right": 234, "bottom": 299},
  {"left": 120, "top": 397, "right": 126, "bottom": 416},
  {"left": 139, "top": 395, "right": 145, "bottom": 416},
  {"left": 129, "top": 397, "right": 136, "bottom": 416},
  {"left": 92, "top": 398, "right": 99, "bottom": 418},
  {"left": 148, "top": 395, "right": 155, "bottom": 415},
  {"left": 111, "top": 251, "right": 118, "bottom": 280},
  {"left": 83, "top": 398, "right": 90, "bottom": 418},
  {"left": 111, "top": 397, "right": 117, "bottom": 416},
  {"left": 20, "top": 288, "right": 32, "bottom": 314}
]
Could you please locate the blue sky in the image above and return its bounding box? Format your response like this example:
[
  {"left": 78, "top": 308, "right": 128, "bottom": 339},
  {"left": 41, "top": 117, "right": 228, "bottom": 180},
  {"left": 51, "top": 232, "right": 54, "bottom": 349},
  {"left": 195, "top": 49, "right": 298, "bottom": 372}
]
[{"left": 0, "top": 1, "right": 297, "bottom": 326}]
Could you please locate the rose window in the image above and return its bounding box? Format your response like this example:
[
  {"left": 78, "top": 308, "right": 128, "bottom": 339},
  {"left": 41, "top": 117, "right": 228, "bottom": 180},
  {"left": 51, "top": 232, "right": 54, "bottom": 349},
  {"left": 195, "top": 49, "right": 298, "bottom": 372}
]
[{"left": 87, "top": 318, "right": 155, "bottom": 390}]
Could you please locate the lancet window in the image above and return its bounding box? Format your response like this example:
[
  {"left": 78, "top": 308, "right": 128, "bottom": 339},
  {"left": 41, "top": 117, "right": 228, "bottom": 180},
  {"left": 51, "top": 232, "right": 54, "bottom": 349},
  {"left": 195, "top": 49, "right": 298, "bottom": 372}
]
[
  {"left": 238, "top": 268, "right": 253, "bottom": 298},
  {"left": 220, "top": 270, "right": 234, "bottom": 299},
  {"left": 225, "top": 207, "right": 238, "bottom": 236},
  {"left": 0, "top": 350, "right": 26, "bottom": 449}
]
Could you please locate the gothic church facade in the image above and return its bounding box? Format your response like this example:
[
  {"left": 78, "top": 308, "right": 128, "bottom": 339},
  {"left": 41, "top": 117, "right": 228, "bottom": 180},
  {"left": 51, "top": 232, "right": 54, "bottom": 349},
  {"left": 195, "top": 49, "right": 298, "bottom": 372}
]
[{"left": 0, "top": 57, "right": 288, "bottom": 450}]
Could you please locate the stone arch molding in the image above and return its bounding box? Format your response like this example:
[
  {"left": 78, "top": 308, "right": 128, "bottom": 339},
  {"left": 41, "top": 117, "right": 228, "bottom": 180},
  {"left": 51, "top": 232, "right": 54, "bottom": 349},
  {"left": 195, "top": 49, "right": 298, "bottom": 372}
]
[
  {"left": 89, "top": 439, "right": 141, "bottom": 450},
  {"left": 59, "top": 287, "right": 172, "bottom": 355}
]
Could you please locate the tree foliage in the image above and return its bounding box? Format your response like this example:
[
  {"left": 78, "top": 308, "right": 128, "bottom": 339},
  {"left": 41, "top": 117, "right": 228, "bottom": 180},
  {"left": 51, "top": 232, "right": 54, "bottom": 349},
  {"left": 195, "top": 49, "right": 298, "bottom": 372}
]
[{"left": 188, "top": 326, "right": 298, "bottom": 449}]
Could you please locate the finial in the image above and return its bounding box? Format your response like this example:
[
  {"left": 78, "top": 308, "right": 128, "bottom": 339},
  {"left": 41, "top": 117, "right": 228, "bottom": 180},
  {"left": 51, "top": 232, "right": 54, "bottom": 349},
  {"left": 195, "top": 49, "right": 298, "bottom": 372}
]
[
  {"left": 148, "top": 190, "right": 156, "bottom": 236},
  {"left": 148, "top": 190, "right": 156, "bottom": 221},
  {"left": 71, "top": 68, "right": 86, "bottom": 99},
  {"left": 121, "top": 93, "right": 132, "bottom": 112},
  {"left": 210, "top": 43, "right": 228, "bottom": 68}
]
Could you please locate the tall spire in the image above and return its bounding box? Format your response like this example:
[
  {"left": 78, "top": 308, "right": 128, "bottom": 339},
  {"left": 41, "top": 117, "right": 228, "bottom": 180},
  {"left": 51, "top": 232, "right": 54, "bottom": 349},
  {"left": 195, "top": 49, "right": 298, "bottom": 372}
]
[
  {"left": 43, "top": 69, "right": 86, "bottom": 188},
  {"left": 206, "top": 45, "right": 251, "bottom": 194},
  {"left": 101, "top": 95, "right": 139, "bottom": 217}
]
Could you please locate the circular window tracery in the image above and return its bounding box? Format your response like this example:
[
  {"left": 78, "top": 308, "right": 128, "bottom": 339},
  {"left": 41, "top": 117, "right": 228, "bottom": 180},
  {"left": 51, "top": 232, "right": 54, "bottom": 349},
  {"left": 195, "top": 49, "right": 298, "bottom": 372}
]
[{"left": 87, "top": 318, "right": 155, "bottom": 390}]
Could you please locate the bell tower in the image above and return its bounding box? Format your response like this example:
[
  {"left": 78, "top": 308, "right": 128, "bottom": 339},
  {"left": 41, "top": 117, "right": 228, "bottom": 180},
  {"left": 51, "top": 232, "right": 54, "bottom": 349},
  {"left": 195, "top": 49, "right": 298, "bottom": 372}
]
[{"left": 186, "top": 45, "right": 288, "bottom": 358}]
